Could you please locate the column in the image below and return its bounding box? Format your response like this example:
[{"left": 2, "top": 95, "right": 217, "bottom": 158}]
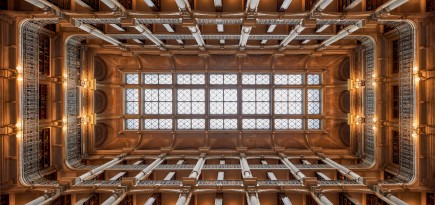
[
  {"left": 25, "top": 195, "right": 49, "bottom": 205},
  {"left": 101, "top": 194, "right": 117, "bottom": 205},
  {"left": 279, "top": 153, "right": 305, "bottom": 180},
  {"left": 175, "top": 191, "right": 190, "bottom": 205},
  {"left": 215, "top": 193, "right": 223, "bottom": 205},
  {"left": 188, "top": 153, "right": 206, "bottom": 179},
  {"left": 320, "top": 156, "right": 362, "bottom": 182},
  {"left": 318, "top": 194, "right": 333, "bottom": 205},
  {"left": 76, "top": 154, "right": 126, "bottom": 183},
  {"left": 278, "top": 193, "right": 292, "bottom": 205},
  {"left": 135, "top": 154, "right": 166, "bottom": 181},
  {"left": 240, "top": 153, "right": 253, "bottom": 178},
  {"left": 386, "top": 194, "right": 408, "bottom": 205},
  {"left": 247, "top": 191, "right": 260, "bottom": 205},
  {"left": 144, "top": 194, "right": 160, "bottom": 205}
]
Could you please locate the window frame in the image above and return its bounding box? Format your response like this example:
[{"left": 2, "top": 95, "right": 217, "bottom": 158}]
[{"left": 122, "top": 72, "right": 323, "bottom": 131}]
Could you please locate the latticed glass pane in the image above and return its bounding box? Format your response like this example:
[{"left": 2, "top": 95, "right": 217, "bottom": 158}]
[
  {"left": 177, "top": 89, "right": 205, "bottom": 114},
  {"left": 242, "top": 89, "right": 270, "bottom": 114},
  {"left": 143, "top": 74, "right": 172, "bottom": 84},
  {"left": 125, "top": 119, "right": 139, "bottom": 130},
  {"left": 143, "top": 89, "right": 172, "bottom": 114},
  {"left": 308, "top": 89, "right": 320, "bottom": 101},
  {"left": 274, "top": 74, "right": 303, "bottom": 85},
  {"left": 307, "top": 119, "right": 321, "bottom": 129},
  {"left": 144, "top": 119, "right": 159, "bottom": 129},
  {"left": 307, "top": 74, "right": 321, "bottom": 85},
  {"left": 210, "top": 89, "right": 237, "bottom": 114},
  {"left": 159, "top": 74, "right": 172, "bottom": 84},
  {"left": 242, "top": 119, "right": 270, "bottom": 129},
  {"left": 177, "top": 74, "right": 205, "bottom": 84},
  {"left": 308, "top": 102, "right": 320, "bottom": 114},
  {"left": 242, "top": 74, "right": 269, "bottom": 85},
  {"left": 274, "top": 89, "right": 302, "bottom": 115},
  {"left": 125, "top": 89, "right": 139, "bottom": 114},
  {"left": 144, "top": 74, "right": 158, "bottom": 84},
  {"left": 125, "top": 73, "right": 139, "bottom": 84},
  {"left": 275, "top": 119, "right": 303, "bottom": 129},
  {"left": 177, "top": 119, "right": 205, "bottom": 129},
  {"left": 210, "top": 74, "right": 237, "bottom": 85},
  {"left": 307, "top": 89, "right": 320, "bottom": 114}
]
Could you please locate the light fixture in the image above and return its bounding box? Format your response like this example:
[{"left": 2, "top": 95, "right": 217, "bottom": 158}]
[
  {"left": 373, "top": 0, "right": 408, "bottom": 16},
  {"left": 144, "top": 0, "right": 157, "bottom": 8},
  {"left": 267, "top": 24, "right": 277, "bottom": 33},
  {"left": 280, "top": 23, "right": 305, "bottom": 48},
  {"left": 279, "top": 0, "right": 292, "bottom": 11},
  {"left": 78, "top": 23, "right": 122, "bottom": 46},
  {"left": 316, "top": 24, "right": 330, "bottom": 33},
  {"left": 318, "top": 23, "right": 361, "bottom": 50},
  {"left": 239, "top": 26, "right": 252, "bottom": 48},
  {"left": 313, "top": 0, "right": 333, "bottom": 11},
  {"left": 175, "top": 0, "right": 187, "bottom": 10},
  {"left": 101, "top": 0, "right": 117, "bottom": 10},
  {"left": 217, "top": 24, "right": 224, "bottom": 32},
  {"left": 189, "top": 25, "right": 205, "bottom": 47},
  {"left": 247, "top": 0, "right": 260, "bottom": 11},
  {"left": 25, "top": 0, "right": 48, "bottom": 10},
  {"left": 163, "top": 24, "right": 175, "bottom": 32},
  {"left": 214, "top": 0, "right": 222, "bottom": 7},
  {"left": 134, "top": 23, "right": 165, "bottom": 48}
]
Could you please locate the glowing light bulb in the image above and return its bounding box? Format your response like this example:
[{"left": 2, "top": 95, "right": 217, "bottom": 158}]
[{"left": 415, "top": 77, "right": 420, "bottom": 82}]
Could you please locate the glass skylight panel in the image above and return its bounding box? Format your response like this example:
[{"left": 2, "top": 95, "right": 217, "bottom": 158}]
[
  {"left": 274, "top": 119, "right": 303, "bottom": 129},
  {"left": 143, "top": 74, "right": 172, "bottom": 84},
  {"left": 125, "top": 119, "right": 139, "bottom": 130},
  {"left": 177, "top": 74, "right": 205, "bottom": 84},
  {"left": 274, "top": 89, "right": 303, "bottom": 114},
  {"left": 274, "top": 74, "right": 303, "bottom": 85},
  {"left": 177, "top": 89, "right": 205, "bottom": 114},
  {"left": 242, "top": 74, "right": 270, "bottom": 85},
  {"left": 307, "top": 74, "right": 321, "bottom": 85},
  {"left": 125, "top": 89, "right": 139, "bottom": 114},
  {"left": 210, "top": 74, "right": 237, "bottom": 85},
  {"left": 124, "top": 72, "right": 323, "bottom": 131},
  {"left": 144, "top": 119, "right": 172, "bottom": 129},
  {"left": 177, "top": 119, "right": 205, "bottom": 129},
  {"left": 210, "top": 119, "right": 238, "bottom": 130},
  {"left": 307, "top": 119, "right": 321, "bottom": 129},
  {"left": 143, "top": 89, "right": 172, "bottom": 114},
  {"left": 242, "top": 119, "right": 270, "bottom": 129},
  {"left": 210, "top": 89, "right": 237, "bottom": 114},
  {"left": 125, "top": 73, "right": 139, "bottom": 84},
  {"left": 307, "top": 89, "right": 321, "bottom": 114},
  {"left": 242, "top": 89, "right": 270, "bottom": 114}
]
